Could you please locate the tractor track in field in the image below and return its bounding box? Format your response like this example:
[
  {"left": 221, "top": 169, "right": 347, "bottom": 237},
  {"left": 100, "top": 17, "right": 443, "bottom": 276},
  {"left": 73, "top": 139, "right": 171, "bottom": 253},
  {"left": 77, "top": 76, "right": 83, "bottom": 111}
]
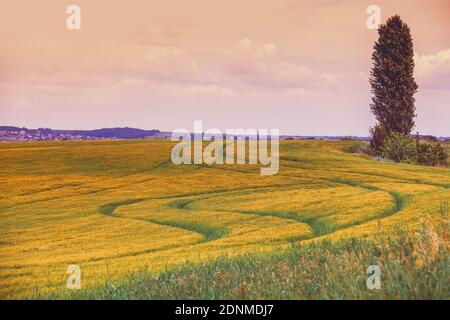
[
  {"left": 194, "top": 163, "right": 410, "bottom": 238},
  {"left": 95, "top": 182, "right": 316, "bottom": 245},
  {"left": 93, "top": 149, "right": 447, "bottom": 250},
  {"left": 19, "top": 148, "right": 444, "bottom": 253},
  {"left": 98, "top": 172, "right": 406, "bottom": 245},
  {"left": 169, "top": 180, "right": 406, "bottom": 238},
  {"left": 96, "top": 159, "right": 412, "bottom": 247},
  {"left": 99, "top": 199, "right": 229, "bottom": 243},
  {"left": 107, "top": 148, "right": 450, "bottom": 246}
]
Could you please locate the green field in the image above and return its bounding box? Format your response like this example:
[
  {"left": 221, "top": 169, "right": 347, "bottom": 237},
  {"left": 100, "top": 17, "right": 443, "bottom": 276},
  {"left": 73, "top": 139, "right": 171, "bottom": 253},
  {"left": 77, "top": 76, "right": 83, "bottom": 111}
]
[{"left": 0, "top": 139, "right": 449, "bottom": 299}]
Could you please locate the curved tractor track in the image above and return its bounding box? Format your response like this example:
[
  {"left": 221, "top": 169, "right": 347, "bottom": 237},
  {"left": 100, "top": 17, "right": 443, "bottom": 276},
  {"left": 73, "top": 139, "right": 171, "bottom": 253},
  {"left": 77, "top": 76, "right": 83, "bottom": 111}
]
[
  {"left": 97, "top": 167, "right": 408, "bottom": 246},
  {"left": 99, "top": 199, "right": 228, "bottom": 242}
]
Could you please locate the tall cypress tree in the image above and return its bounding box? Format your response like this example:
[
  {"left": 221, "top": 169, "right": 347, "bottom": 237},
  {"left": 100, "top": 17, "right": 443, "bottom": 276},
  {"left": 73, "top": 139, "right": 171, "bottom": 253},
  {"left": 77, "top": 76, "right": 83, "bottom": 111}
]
[{"left": 370, "top": 15, "right": 418, "bottom": 136}]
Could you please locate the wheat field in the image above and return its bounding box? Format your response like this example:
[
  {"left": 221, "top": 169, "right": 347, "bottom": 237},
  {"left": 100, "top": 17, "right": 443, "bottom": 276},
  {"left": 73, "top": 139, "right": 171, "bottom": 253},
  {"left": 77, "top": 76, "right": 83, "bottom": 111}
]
[{"left": 0, "top": 139, "right": 449, "bottom": 299}]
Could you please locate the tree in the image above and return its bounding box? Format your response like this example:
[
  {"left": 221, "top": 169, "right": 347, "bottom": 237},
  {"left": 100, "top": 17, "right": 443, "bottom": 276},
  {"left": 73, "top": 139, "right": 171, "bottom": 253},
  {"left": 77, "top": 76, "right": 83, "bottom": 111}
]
[{"left": 370, "top": 15, "right": 418, "bottom": 136}]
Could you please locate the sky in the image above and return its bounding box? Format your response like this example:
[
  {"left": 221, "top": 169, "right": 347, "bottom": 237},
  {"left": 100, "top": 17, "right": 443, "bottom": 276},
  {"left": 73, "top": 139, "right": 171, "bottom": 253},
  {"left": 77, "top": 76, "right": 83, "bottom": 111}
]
[{"left": 0, "top": 0, "right": 449, "bottom": 136}]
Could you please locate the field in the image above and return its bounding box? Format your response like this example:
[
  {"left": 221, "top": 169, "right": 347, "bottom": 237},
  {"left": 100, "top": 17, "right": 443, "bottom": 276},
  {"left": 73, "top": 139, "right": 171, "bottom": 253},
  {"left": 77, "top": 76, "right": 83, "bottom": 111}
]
[{"left": 0, "top": 139, "right": 449, "bottom": 299}]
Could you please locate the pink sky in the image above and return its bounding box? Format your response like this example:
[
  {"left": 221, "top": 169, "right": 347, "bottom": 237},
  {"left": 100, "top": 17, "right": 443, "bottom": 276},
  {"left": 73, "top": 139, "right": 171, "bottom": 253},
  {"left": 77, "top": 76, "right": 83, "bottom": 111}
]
[{"left": 0, "top": 0, "right": 449, "bottom": 135}]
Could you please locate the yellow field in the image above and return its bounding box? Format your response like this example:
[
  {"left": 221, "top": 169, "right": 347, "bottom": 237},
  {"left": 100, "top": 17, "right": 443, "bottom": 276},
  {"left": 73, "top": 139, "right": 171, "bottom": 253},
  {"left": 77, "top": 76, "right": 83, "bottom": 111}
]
[{"left": 0, "top": 139, "right": 449, "bottom": 298}]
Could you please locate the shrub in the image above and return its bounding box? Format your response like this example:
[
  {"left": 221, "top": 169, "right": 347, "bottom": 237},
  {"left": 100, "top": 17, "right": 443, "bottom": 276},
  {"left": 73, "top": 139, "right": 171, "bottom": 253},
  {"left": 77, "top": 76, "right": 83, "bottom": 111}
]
[
  {"left": 416, "top": 141, "right": 448, "bottom": 166},
  {"left": 369, "top": 123, "right": 386, "bottom": 156},
  {"left": 379, "top": 133, "right": 448, "bottom": 166},
  {"left": 381, "top": 133, "right": 417, "bottom": 163}
]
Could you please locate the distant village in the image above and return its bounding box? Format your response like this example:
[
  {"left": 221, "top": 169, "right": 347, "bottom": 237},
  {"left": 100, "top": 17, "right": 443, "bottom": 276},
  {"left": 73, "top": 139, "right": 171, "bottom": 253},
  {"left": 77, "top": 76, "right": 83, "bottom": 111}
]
[
  {"left": 0, "top": 129, "right": 104, "bottom": 142},
  {"left": 0, "top": 126, "right": 161, "bottom": 142}
]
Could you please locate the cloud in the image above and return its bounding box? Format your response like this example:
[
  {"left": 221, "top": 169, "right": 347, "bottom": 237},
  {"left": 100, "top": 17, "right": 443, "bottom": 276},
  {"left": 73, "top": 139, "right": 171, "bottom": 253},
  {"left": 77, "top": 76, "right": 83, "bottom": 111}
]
[
  {"left": 1, "top": 35, "right": 347, "bottom": 103},
  {"left": 221, "top": 38, "right": 339, "bottom": 91},
  {"left": 166, "top": 84, "right": 237, "bottom": 97},
  {"left": 415, "top": 49, "right": 450, "bottom": 89},
  {"left": 415, "top": 49, "right": 450, "bottom": 76},
  {"left": 145, "top": 46, "right": 182, "bottom": 62}
]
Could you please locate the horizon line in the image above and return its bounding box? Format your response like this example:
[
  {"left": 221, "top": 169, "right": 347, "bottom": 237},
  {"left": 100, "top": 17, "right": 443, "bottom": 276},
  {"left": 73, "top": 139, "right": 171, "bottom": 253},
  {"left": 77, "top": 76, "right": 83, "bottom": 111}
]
[{"left": 2, "top": 124, "right": 450, "bottom": 138}]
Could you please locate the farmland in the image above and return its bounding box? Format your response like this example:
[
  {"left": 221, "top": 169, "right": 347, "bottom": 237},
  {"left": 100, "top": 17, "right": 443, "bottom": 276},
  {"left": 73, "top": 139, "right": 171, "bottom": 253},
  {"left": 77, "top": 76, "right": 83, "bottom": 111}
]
[{"left": 0, "top": 139, "right": 449, "bottom": 299}]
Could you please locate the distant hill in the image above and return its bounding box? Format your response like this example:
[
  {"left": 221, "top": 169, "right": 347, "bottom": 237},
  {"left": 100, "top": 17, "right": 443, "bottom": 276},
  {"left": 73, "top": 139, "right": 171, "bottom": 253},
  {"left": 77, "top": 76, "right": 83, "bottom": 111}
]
[
  {"left": 56, "top": 127, "right": 160, "bottom": 139},
  {"left": 0, "top": 126, "right": 23, "bottom": 132}
]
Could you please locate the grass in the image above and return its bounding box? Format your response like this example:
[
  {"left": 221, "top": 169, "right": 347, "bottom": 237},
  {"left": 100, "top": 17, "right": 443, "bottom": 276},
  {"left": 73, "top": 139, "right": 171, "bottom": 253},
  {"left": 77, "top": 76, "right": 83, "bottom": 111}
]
[
  {"left": 0, "top": 139, "right": 449, "bottom": 299},
  {"left": 34, "top": 217, "right": 449, "bottom": 300}
]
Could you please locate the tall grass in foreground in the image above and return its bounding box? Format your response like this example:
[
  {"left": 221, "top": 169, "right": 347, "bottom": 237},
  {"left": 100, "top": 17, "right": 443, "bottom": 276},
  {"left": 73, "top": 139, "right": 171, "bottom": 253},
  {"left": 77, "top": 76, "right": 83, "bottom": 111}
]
[{"left": 34, "top": 217, "right": 449, "bottom": 300}]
